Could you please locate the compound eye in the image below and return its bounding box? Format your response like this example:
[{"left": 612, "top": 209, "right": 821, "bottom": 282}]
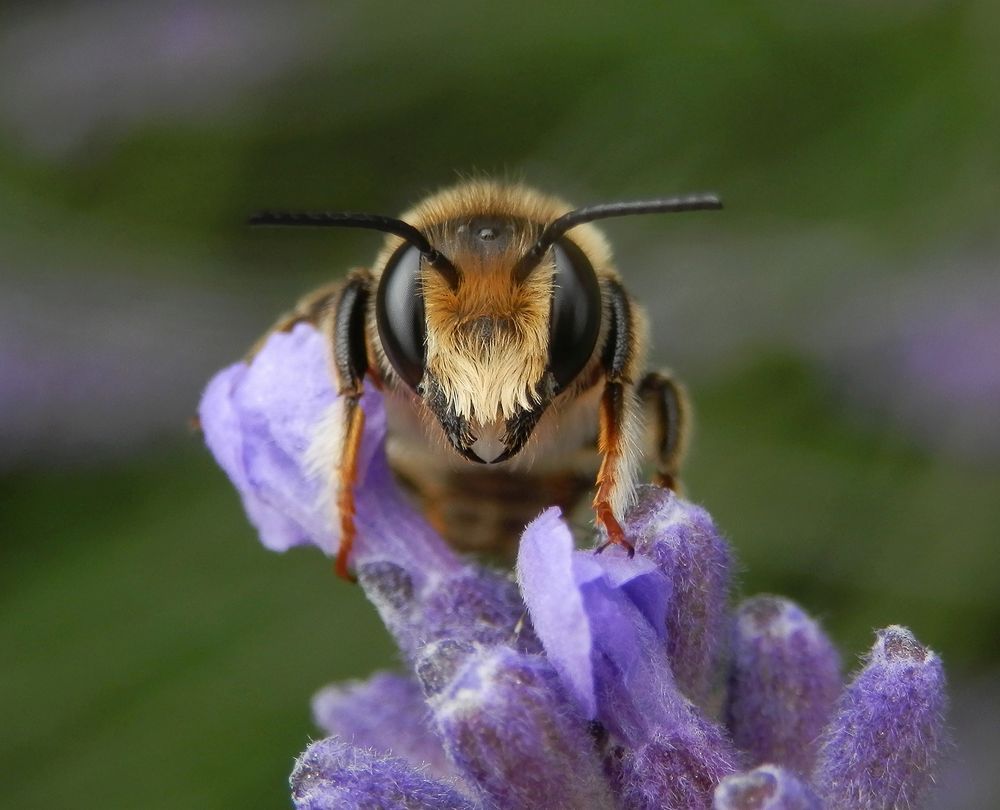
[
  {"left": 548, "top": 238, "right": 602, "bottom": 391},
  {"left": 375, "top": 245, "right": 427, "bottom": 390}
]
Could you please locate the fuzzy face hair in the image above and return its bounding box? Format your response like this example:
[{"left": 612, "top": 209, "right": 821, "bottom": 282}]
[{"left": 370, "top": 181, "right": 615, "bottom": 432}]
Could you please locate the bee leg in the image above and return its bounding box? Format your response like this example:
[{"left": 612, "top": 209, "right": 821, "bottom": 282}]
[
  {"left": 326, "top": 271, "right": 374, "bottom": 581},
  {"left": 593, "top": 279, "right": 640, "bottom": 557},
  {"left": 593, "top": 380, "right": 635, "bottom": 557},
  {"left": 637, "top": 370, "right": 690, "bottom": 492},
  {"left": 334, "top": 395, "right": 365, "bottom": 581}
]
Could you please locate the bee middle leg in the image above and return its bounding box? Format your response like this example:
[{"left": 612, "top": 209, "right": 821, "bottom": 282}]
[
  {"left": 592, "top": 279, "right": 643, "bottom": 556},
  {"left": 593, "top": 380, "right": 634, "bottom": 556},
  {"left": 637, "top": 370, "right": 690, "bottom": 492}
]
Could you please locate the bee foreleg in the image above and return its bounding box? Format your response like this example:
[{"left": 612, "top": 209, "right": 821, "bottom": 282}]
[
  {"left": 326, "top": 270, "right": 373, "bottom": 580},
  {"left": 637, "top": 370, "right": 690, "bottom": 492},
  {"left": 593, "top": 279, "right": 643, "bottom": 556}
]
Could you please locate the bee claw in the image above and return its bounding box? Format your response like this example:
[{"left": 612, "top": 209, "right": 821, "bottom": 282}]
[
  {"left": 594, "top": 504, "right": 635, "bottom": 557},
  {"left": 594, "top": 538, "right": 636, "bottom": 557}
]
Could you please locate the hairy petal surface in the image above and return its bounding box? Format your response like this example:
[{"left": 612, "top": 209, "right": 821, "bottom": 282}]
[
  {"left": 421, "top": 642, "right": 614, "bottom": 810},
  {"left": 624, "top": 486, "right": 733, "bottom": 704},
  {"left": 357, "top": 551, "right": 539, "bottom": 662},
  {"left": 290, "top": 737, "right": 473, "bottom": 810},
  {"left": 312, "top": 671, "right": 451, "bottom": 779},
  {"left": 606, "top": 712, "right": 739, "bottom": 810},
  {"left": 725, "top": 596, "right": 841, "bottom": 774},
  {"left": 814, "top": 626, "right": 948, "bottom": 809}
]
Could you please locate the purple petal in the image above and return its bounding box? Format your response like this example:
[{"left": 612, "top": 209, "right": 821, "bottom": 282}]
[
  {"left": 606, "top": 709, "right": 739, "bottom": 810},
  {"left": 357, "top": 558, "right": 539, "bottom": 662},
  {"left": 814, "top": 626, "right": 949, "bottom": 809},
  {"left": 713, "top": 765, "right": 822, "bottom": 809},
  {"left": 352, "top": 448, "right": 463, "bottom": 580},
  {"left": 724, "top": 596, "right": 841, "bottom": 775},
  {"left": 423, "top": 643, "right": 614, "bottom": 810},
  {"left": 588, "top": 547, "right": 673, "bottom": 645},
  {"left": 290, "top": 737, "right": 473, "bottom": 810},
  {"left": 311, "top": 672, "right": 451, "bottom": 779},
  {"left": 574, "top": 553, "right": 673, "bottom": 744},
  {"left": 517, "top": 507, "right": 679, "bottom": 744},
  {"left": 199, "top": 323, "right": 358, "bottom": 554},
  {"left": 418, "top": 569, "right": 541, "bottom": 654},
  {"left": 625, "top": 486, "right": 733, "bottom": 704},
  {"left": 199, "top": 322, "right": 464, "bottom": 578},
  {"left": 200, "top": 334, "right": 333, "bottom": 553},
  {"left": 516, "top": 508, "right": 596, "bottom": 716}
]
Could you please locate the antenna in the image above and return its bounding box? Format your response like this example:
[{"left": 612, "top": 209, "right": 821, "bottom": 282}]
[
  {"left": 514, "top": 193, "right": 722, "bottom": 282},
  {"left": 250, "top": 210, "right": 459, "bottom": 289}
]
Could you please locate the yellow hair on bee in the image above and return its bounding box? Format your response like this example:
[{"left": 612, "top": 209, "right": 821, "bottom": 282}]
[
  {"left": 373, "top": 180, "right": 616, "bottom": 425},
  {"left": 423, "top": 258, "right": 550, "bottom": 423}
]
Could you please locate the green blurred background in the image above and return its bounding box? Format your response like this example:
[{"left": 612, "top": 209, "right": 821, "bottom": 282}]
[{"left": 2, "top": 2, "right": 998, "bottom": 807}]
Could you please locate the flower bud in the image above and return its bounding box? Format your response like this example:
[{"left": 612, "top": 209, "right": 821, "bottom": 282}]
[
  {"left": 426, "top": 645, "right": 614, "bottom": 810},
  {"left": 290, "top": 737, "right": 472, "bottom": 810},
  {"left": 624, "top": 486, "right": 733, "bottom": 703},
  {"left": 606, "top": 707, "right": 738, "bottom": 810},
  {"left": 312, "top": 672, "right": 450, "bottom": 779},
  {"left": 725, "top": 596, "right": 841, "bottom": 774},
  {"left": 814, "top": 626, "right": 948, "bottom": 809}
]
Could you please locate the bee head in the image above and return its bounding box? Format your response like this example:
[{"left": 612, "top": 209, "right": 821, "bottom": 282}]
[
  {"left": 372, "top": 183, "right": 617, "bottom": 463},
  {"left": 250, "top": 181, "right": 721, "bottom": 464}
]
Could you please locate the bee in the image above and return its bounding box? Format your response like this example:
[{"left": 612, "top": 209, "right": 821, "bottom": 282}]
[{"left": 250, "top": 181, "right": 721, "bottom": 579}]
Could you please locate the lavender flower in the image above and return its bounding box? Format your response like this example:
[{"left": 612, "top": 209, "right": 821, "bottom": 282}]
[
  {"left": 312, "top": 672, "right": 452, "bottom": 780},
  {"left": 724, "top": 596, "right": 841, "bottom": 775},
  {"left": 814, "top": 626, "right": 949, "bottom": 809},
  {"left": 200, "top": 323, "right": 950, "bottom": 809},
  {"left": 420, "top": 642, "right": 615, "bottom": 810},
  {"left": 290, "top": 737, "right": 473, "bottom": 810}
]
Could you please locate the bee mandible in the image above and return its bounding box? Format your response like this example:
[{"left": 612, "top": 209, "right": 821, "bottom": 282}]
[{"left": 249, "top": 181, "right": 721, "bottom": 579}]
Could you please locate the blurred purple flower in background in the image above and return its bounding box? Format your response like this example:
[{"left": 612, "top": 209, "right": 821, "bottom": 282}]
[
  {"left": 637, "top": 235, "right": 1000, "bottom": 466},
  {"left": 200, "top": 324, "right": 950, "bottom": 809},
  {"left": 0, "top": 0, "right": 343, "bottom": 157},
  {"left": 805, "top": 248, "right": 1000, "bottom": 464},
  {"left": 0, "top": 267, "right": 269, "bottom": 470}
]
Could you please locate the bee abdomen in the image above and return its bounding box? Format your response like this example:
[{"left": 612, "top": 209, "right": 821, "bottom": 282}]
[{"left": 395, "top": 466, "right": 593, "bottom": 561}]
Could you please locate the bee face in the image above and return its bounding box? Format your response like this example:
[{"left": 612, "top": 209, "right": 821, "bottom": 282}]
[{"left": 371, "top": 183, "right": 610, "bottom": 463}]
